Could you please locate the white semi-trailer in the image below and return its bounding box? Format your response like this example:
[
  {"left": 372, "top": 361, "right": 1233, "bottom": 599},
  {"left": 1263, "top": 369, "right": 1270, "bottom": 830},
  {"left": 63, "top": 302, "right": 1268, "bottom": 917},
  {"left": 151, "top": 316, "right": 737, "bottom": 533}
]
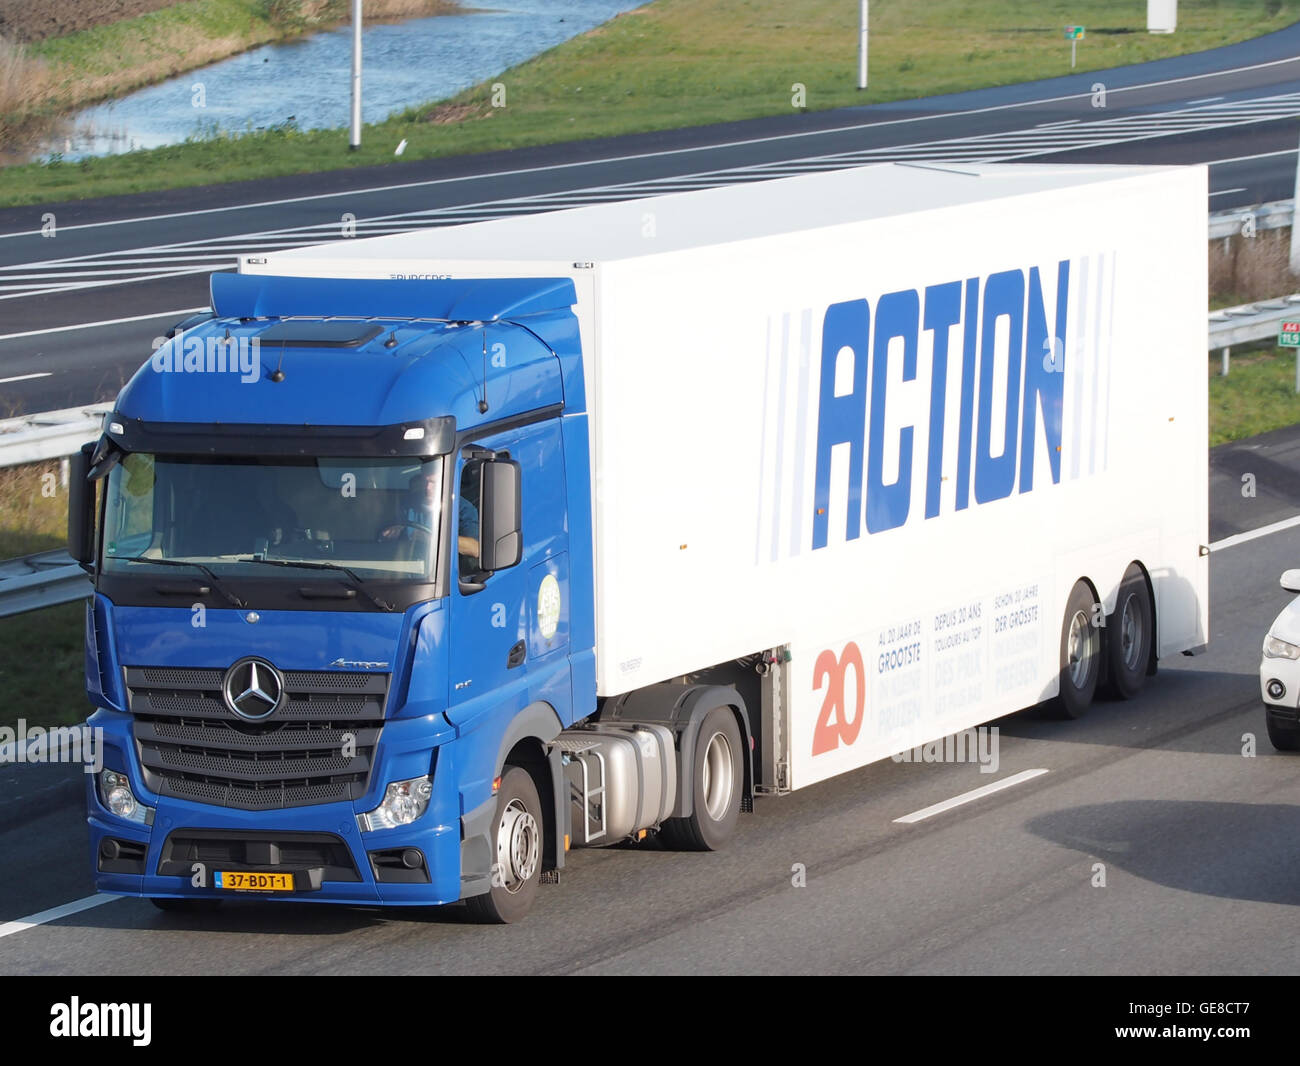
[{"left": 81, "top": 162, "right": 1208, "bottom": 919}]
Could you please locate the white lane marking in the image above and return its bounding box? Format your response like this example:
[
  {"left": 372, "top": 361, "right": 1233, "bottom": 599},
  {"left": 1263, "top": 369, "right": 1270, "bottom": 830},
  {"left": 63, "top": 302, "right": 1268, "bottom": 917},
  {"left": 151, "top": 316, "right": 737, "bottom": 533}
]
[
  {"left": 0, "top": 267, "right": 212, "bottom": 301},
  {"left": 1188, "top": 95, "right": 1226, "bottom": 104},
  {"left": 1206, "top": 146, "right": 1298, "bottom": 165},
  {"left": 1210, "top": 513, "right": 1300, "bottom": 552},
  {"left": 0, "top": 307, "right": 205, "bottom": 343},
  {"left": 1209, "top": 187, "right": 1247, "bottom": 196},
  {"left": 0, "top": 893, "right": 120, "bottom": 940},
  {"left": 894, "top": 769, "right": 1050, "bottom": 824},
  {"left": 1035, "top": 118, "right": 1080, "bottom": 127},
  {"left": 1, "top": 52, "right": 1297, "bottom": 241},
  {"left": 0, "top": 372, "right": 51, "bottom": 384}
]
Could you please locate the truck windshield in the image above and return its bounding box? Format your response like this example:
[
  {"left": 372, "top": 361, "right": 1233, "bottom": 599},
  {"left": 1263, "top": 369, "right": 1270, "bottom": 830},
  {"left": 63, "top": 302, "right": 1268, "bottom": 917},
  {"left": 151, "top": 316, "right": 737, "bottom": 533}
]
[{"left": 100, "top": 453, "right": 442, "bottom": 584}]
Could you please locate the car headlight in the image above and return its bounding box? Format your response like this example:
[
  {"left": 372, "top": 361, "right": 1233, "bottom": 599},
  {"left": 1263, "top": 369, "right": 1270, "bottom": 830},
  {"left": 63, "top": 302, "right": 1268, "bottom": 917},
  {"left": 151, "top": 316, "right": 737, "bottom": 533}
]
[
  {"left": 357, "top": 776, "right": 433, "bottom": 832},
  {"left": 1264, "top": 635, "right": 1300, "bottom": 660},
  {"left": 99, "top": 769, "right": 154, "bottom": 825}
]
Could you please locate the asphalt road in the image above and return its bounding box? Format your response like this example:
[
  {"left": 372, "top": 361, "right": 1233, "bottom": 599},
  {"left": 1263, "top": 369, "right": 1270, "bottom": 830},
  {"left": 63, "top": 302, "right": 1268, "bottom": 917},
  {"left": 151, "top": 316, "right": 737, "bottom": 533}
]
[
  {"left": 1, "top": 427, "right": 1298, "bottom": 975},
  {"left": 1, "top": 23, "right": 1300, "bottom": 412}
]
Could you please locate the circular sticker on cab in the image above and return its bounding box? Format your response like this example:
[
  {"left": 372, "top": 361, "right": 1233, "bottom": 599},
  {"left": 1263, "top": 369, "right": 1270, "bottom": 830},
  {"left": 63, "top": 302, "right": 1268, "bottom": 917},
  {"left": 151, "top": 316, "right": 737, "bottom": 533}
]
[{"left": 538, "top": 574, "right": 561, "bottom": 640}]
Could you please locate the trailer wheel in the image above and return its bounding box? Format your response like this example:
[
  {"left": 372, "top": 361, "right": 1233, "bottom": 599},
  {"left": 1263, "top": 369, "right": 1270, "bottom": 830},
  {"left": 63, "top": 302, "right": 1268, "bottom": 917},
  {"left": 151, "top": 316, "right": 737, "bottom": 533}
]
[
  {"left": 465, "top": 766, "right": 543, "bottom": 924},
  {"left": 1266, "top": 714, "right": 1300, "bottom": 752},
  {"left": 1103, "top": 565, "right": 1153, "bottom": 700},
  {"left": 1046, "top": 580, "right": 1102, "bottom": 719},
  {"left": 659, "top": 707, "right": 743, "bottom": 851}
]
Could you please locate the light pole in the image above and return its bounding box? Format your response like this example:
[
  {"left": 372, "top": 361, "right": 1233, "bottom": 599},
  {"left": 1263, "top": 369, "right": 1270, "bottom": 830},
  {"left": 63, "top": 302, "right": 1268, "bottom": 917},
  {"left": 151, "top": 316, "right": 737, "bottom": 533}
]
[
  {"left": 1290, "top": 132, "right": 1300, "bottom": 275},
  {"left": 349, "top": 0, "right": 362, "bottom": 150},
  {"left": 858, "top": 1, "right": 868, "bottom": 90}
]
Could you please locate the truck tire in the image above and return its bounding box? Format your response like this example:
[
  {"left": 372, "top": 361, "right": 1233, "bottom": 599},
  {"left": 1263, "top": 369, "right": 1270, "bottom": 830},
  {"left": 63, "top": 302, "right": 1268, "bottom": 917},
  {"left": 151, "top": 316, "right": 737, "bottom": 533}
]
[
  {"left": 465, "top": 766, "right": 543, "bottom": 924},
  {"left": 659, "top": 707, "right": 743, "bottom": 851},
  {"left": 1103, "top": 565, "right": 1153, "bottom": 700},
  {"left": 1046, "top": 580, "right": 1102, "bottom": 719},
  {"left": 1266, "top": 713, "right": 1300, "bottom": 752}
]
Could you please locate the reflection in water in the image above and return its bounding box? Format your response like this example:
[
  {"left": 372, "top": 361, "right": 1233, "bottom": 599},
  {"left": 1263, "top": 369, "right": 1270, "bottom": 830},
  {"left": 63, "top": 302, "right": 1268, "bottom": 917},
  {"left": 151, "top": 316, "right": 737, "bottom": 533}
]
[{"left": 37, "top": 0, "right": 639, "bottom": 161}]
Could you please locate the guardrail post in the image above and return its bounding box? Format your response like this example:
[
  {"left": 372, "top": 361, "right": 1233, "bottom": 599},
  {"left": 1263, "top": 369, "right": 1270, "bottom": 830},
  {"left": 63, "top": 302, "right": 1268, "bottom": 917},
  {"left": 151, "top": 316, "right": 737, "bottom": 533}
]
[{"left": 1221, "top": 347, "right": 1229, "bottom": 376}]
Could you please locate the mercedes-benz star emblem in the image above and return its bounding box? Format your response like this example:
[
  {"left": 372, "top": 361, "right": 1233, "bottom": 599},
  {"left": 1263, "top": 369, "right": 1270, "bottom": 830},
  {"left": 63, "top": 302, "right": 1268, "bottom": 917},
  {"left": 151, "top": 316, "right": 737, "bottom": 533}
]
[{"left": 222, "top": 657, "right": 284, "bottom": 720}]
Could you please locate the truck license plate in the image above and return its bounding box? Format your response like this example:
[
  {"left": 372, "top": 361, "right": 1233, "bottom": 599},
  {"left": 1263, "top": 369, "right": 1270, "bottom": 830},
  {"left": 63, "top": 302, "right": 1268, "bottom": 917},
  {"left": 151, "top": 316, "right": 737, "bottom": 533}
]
[{"left": 214, "top": 871, "right": 294, "bottom": 892}]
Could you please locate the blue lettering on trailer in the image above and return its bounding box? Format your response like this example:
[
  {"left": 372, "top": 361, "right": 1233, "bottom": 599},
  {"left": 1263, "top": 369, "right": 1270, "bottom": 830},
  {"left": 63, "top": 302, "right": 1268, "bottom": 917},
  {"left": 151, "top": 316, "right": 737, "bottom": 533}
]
[{"left": 811, "top": 260, "right": 1071, "bottom": 551}]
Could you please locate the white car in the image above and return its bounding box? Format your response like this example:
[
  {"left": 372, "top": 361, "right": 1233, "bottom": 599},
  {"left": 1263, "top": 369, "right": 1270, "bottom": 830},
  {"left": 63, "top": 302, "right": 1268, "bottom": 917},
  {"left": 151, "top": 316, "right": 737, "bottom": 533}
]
[{"left": 1261, "top": 569, "right": 1300, "bottom": 751}]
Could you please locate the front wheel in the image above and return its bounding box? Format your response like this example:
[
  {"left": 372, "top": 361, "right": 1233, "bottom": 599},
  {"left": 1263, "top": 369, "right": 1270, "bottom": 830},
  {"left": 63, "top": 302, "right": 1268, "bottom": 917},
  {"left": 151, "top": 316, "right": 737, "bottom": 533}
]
[
  {"left": 1046, "top": 580, "right": 1102, "bottom": 719},
  {"left": 659, "top": 706, "right": 743, "bottom": 851},
  {"left": 465, "top": 766, "right": 543, "bottom": 924}
]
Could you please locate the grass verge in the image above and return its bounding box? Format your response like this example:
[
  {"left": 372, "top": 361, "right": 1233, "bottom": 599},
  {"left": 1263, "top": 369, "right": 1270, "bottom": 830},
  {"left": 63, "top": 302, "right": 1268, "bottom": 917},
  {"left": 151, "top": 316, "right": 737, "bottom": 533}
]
[
  {"left": 1210, "top": 346, "right": 1300, "bottom": 446},
  {"left": 0, "top": 601, "right": 87, "bottom": 731},
  {"left": 0, "top": 461, "right": 70, "bottom": 557},
  {"left": 1210, "top": 230, "right": 1300, "bottom": 310},
  {"left": 2, "top": 0, "right": 1296, "bottom": 205}
]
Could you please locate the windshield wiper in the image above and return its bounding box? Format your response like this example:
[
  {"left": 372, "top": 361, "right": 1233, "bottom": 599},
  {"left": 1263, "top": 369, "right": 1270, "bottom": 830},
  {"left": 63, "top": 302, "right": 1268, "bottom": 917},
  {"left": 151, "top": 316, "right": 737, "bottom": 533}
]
[
  {"left": 115, "top": 556, "right": 246, "bottom": 608},
  {"left": 238, "top": 558, "right": 395, "bottom": 612}
]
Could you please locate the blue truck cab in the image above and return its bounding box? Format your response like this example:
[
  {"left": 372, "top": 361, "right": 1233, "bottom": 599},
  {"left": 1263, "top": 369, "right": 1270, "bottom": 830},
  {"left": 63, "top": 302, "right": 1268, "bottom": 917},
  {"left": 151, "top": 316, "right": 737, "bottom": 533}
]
[{"left": 72, "top": 271, "right": 614, "bottom": 921}]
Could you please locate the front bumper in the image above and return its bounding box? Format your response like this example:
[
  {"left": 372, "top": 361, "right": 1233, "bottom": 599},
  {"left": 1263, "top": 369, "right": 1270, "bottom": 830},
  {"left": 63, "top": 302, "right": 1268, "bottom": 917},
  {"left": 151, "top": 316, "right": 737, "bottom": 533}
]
[
  {"left": 1259, "top": 651, "right": 1300, "bottom": 714},
  {"left": 88, "top": 711, "right": 465, "bottom": 906}
]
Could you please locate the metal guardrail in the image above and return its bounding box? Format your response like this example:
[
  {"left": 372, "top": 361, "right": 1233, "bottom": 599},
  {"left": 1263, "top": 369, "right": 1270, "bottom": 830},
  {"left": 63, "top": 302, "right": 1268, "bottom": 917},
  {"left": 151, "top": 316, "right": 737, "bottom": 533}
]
[
  {"left": 0, "top": 403, "right": 110, "bottom": 469},
  {"left": 0, "top": 550, "right": 89, "bottom": 619},
  {"left": 1208, "top": 293, "right": 1300, "bottom": 376},
  {"left": 1207, "top": 198, "right": 1294, "bottom": 240}
]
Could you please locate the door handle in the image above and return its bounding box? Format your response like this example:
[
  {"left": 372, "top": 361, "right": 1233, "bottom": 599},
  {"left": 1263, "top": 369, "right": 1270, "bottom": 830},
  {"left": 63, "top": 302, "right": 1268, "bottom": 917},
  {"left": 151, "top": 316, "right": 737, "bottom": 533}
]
[{"left": 507, "top": 640, "right": 526, "bottom": 669}]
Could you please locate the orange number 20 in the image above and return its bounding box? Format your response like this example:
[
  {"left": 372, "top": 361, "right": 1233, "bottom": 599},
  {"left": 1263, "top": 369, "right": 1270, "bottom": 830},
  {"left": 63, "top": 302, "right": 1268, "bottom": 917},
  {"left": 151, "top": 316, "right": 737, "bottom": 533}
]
[{"left": 812, "top": 642, "right": 865, "bottom": 756}]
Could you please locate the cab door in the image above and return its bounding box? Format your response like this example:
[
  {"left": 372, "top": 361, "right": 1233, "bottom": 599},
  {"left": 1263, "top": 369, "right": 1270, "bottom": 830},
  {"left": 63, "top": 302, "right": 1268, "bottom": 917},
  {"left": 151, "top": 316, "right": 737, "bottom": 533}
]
[{"left": 444, "top": 419, "right": 570, "bottom": 729}]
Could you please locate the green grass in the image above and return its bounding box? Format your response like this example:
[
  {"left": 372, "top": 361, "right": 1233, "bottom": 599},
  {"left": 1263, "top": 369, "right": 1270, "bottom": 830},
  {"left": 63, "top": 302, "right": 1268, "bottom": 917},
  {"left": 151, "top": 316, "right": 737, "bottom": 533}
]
[
  {"left": 30, "top": 0, "right": 275, "bottom": 79},
  {"left": 3, "top": 0, "right": 1295, "bottom": 206},
  {"left": 0, "top": 461, "right": 86, "bottom": 733},
  {"left": 1210, "top": 346, "right": 1300, "bottom": 446},
  {"left": 0, "top": 602, "right": 88, "bottom": 731},
  {"left": 0, "top": 461, "right": 70, "bottom": 557}
]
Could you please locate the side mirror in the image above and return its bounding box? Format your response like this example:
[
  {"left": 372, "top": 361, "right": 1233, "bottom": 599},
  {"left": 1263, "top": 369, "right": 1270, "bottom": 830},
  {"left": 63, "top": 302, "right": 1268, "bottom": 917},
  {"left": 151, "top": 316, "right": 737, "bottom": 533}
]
[
  {"left": 1282, "top": 569, "right": 1300, "bottom": 594},
  {"left": 68, "top": 442, "right": 96, "bottom": 569},
  {"left": 478, "top": 458, "right": 522, "bottom": 572}
]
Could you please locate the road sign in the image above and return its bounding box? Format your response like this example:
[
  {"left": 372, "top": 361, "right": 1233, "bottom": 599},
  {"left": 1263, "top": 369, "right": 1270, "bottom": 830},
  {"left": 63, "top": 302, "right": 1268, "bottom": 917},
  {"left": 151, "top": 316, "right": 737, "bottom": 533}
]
[
  {"left": 1064, "top": 26, "right": 1085, "bottom": 39},
  {"left": 1279, "top": 321, "right": 1300, "bottom": 347}
]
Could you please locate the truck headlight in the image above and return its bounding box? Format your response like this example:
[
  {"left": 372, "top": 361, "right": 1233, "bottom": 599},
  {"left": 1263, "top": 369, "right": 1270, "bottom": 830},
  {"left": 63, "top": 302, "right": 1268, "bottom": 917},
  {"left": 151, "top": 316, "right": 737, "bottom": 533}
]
[
  {"left": 1264, "top": 635, "right": 1300, "bottom": 660},
  {"left": 99, "top": 770, "right": 153, "bottom": 825},
  {"left": 357, "top": 776, "right": 433, "bottom": 832}
]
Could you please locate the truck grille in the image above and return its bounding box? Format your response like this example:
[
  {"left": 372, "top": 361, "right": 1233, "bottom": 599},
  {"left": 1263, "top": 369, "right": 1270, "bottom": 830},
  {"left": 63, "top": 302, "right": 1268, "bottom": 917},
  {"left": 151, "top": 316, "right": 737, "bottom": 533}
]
[{"left": 125, "top": 665, "right": 388, "bottom": 811}]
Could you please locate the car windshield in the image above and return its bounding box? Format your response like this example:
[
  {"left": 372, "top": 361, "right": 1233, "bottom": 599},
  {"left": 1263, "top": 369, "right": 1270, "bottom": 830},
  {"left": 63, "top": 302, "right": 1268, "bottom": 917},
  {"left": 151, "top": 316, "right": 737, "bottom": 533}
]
[{"left": 100, "top": 453, "right": 442, "bottom": 583}]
